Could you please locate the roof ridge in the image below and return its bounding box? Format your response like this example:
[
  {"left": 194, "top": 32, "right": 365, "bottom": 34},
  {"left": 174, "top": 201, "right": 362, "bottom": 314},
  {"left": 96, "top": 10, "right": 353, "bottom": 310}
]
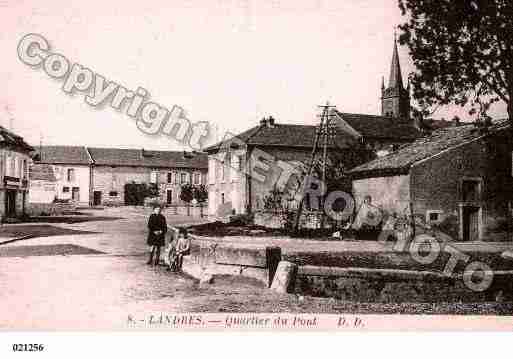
[{"left": 245, "top": 123, "right": 266, "bottom": 144}]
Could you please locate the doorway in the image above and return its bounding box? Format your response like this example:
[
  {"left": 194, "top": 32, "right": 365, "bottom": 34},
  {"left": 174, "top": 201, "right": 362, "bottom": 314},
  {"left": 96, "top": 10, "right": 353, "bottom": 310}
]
[
  {"left": 462, "top": 206, "right": 480, "bottom": 241},
  {"left": 166, "top": 189, "right": 173, "bottom": 205},
  {"left": 72, "top": 187, "right": 80, "bottom": 202},
  {"left": 5, "top": 190, "right": 16, "bottom": 217},
  {"left": 93, "top": 191, "right": 102, "bottom": 206}
]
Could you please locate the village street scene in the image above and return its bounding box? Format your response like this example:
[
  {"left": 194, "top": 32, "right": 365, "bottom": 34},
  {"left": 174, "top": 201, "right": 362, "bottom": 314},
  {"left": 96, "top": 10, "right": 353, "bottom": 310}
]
[{"left": 2, "top": 0, "right": 513, "bottom": 331}]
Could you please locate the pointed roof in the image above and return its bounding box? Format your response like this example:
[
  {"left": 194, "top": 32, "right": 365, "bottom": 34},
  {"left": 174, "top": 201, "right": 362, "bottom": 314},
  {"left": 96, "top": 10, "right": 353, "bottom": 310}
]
[{"left": 388, "top": 37, "right": 404, "bottom": 90}]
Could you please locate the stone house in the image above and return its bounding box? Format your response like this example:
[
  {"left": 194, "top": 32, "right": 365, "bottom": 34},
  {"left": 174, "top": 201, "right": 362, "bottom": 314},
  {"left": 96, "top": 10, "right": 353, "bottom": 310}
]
[
  {"left": 0, "top": 126, "right": 33, "bottom": 218},
  {"left": 87, "top": 147, "right": 207, "bottom": 206},
  {"left": 33, "top": 146, "right": 92, "bottom": 206},
  {"left": 349, "top": 120, "right": 513, "bottom": 242},
  {"left": 28, "top": 163, "right": 57, "bottom": 204},
  {"left": 205, "top": 113, "right": 420, "bottom": 217}
]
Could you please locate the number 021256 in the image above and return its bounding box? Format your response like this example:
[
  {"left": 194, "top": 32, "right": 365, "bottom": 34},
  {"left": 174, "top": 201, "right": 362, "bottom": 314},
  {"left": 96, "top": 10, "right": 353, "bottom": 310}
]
[{"left": 12, "top": 344, "right": 45, "bottom": 352}]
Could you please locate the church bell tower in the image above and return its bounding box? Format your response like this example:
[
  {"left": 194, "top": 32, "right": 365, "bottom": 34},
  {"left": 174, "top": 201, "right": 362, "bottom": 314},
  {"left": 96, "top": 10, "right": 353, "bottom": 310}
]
[{"left": 381, "top": 35, "right": 410, "bottom": 121}]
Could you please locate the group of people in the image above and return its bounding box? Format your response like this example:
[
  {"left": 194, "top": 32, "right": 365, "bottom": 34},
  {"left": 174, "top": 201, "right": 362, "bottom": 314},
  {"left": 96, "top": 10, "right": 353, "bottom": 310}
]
[{"left": 146, "top": 205, "right": 190, "bottom": 272}]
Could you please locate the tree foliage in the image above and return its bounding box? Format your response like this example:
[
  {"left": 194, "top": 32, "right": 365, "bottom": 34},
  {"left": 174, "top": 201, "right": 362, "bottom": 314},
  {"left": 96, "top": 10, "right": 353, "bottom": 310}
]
[
  {"left": 179, "top": 183, "right": 194, "bottom": 204},
  {"left": 398, "top": 0, "right": 513, "bottom": 122},
  {"left": 193, "top": 184, "right": 208, "bottom": 203}
]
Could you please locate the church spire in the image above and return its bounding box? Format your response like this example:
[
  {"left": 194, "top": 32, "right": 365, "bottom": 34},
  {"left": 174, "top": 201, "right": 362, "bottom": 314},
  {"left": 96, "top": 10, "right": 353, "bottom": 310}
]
[
  {"left": 388, "top": 33, "right": 404, "bottom": 90},
  {"left": 380, "top": 32, "right": 410, "bottom": 120}
]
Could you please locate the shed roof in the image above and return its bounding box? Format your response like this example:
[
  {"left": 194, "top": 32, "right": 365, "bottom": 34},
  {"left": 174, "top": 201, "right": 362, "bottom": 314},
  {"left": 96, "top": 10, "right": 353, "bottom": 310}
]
[{"left": 349, "top": 119, "right": 510, "bottom": 179}]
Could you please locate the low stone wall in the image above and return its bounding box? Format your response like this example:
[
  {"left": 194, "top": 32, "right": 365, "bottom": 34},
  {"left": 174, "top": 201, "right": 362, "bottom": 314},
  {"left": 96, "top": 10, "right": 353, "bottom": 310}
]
[
  {"left": 179, "top": 232, "right": 281, "bottom": 286},
  {"left": 294, "top": 265, "right": 513, "bottom": 302},
  {"left": 178, "top": 230, "right": 513, "bottom": 302},
  {"left": 166, "top": 205, "right": 207, "bottom": 217},
  {"left": 27, "top": 202, "right": 75, "bottom": 216}
]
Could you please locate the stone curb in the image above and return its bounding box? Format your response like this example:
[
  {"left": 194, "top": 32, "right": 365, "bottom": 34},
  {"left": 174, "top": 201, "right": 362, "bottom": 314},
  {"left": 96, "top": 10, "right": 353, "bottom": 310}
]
[{"left": 0, "top": 235, "right": 36, "bottom": 246}]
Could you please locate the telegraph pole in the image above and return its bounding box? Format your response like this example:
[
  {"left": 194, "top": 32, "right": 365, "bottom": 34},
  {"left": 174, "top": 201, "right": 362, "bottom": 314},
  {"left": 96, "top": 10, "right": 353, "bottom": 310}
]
[{"left": 293, "top": 102, "right": 337, "bottom": 233}]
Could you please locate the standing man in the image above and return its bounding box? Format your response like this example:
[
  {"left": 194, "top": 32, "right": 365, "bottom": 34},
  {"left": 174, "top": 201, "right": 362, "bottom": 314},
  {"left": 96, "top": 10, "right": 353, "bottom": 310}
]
[{"left": 147, "top": 205, "right": 167, "bottom": 265}]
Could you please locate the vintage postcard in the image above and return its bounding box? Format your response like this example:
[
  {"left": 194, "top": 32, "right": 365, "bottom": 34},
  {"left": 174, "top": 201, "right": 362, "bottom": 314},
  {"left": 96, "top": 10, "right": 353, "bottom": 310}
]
[{"left": 1, "top": 0, "right": 513, "bottom": 345}]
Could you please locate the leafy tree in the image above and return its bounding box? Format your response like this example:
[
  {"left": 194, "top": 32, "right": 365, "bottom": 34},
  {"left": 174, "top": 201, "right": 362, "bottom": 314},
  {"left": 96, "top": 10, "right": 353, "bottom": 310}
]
[
  {"left": 147, "top": 183, "right": 159, "bottom": 197},
  {"left": 398, "top": 0, "right": 513, "bottom": 124},
  {"left": 193, "top": 184, "right": 208, "bottom": 203},
  {"left": 179, "top": 183, "right": 194, "bottom": 203},
  {"left": 263, "top": 185, "right": 285, "bottom": 211},
  {"left": 180, "top": 183, "right": 194, "bottom": 216}
]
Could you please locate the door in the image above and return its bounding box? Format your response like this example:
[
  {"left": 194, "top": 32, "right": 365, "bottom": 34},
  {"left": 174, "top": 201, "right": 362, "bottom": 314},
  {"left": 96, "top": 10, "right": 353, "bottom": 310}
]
[
  {"left": 166, "top": 190, "right": 172, "bottom": 205},
  {"left": 93, "top": 191, "right": 102, "bottom": 206},
  {"left": 72, "top": 187, "right": 80, "bottom": 202},
  {"left": 462, "top": 206, "right": 480, "bottom": 241},
  {"left": 5, "top": 190, "right": 16, "bottom": 217}
]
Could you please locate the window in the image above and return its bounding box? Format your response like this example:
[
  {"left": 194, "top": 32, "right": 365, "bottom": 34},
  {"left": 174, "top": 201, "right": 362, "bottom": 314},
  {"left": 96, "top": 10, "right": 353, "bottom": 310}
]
[
  {"left": 221, "top": 193, "right": 225, "bottom": 204},
  {"left": 63, "top": 186, "right": 70, "bottom": 193},
  {"left": 22, "top": 160, "right": 27, "bottom": 179},
  {"left": 193, "top": 173, "right": 201, "bottom": 185},
  {"left": 10, "top": 155, "right": 15, "bottom": 177},
  {"left": 150, "top": 171, "right": 158, "bottom": 184},
  {"left": 180, "top": 173, "right": 187, "bottom": 184},
  {"left": 461, "top": 179, "right": 481, "bottom": 202},
  {"left": 230, "top": 155, "right": 240, "bottom": 182},
  {"left": 5, "top": 154, "right": 11, "bottom": 177},
  {"left": 67, "top": 168, "right": 75, "bottom": 182},
  {"left": 167, "top": 172, "right": 173, "bottom": 184},
  {"left": 72, "top": 187, "right": 80, "bottom": 201},
  {"left": 221, "top": 162, "right": 225, "bottom": 182},
  {"left": 166, "top": 189, "right": 173, "bottom": 204},
  {"left": 109, "top": 191, "right": 118, "bottom": 197},
  {"left": 426, "top": 210, "right": 443, "bottom": 224},
  {"left": 208, "top": 160, "right": 215, "bottom": 184}
]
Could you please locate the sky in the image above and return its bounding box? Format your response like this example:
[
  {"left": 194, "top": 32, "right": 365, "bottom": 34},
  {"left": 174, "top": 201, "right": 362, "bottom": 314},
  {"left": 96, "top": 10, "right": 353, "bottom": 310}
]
[{"left": 0, "top": 0, "right": 507, "bottom": 151}]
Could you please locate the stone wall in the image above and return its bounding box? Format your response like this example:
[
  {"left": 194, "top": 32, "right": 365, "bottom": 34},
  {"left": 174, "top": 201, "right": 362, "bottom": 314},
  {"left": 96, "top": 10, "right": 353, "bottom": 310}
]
[
  {"left": 352, "top": 175, "right": 410, "bottom": 216},
  {"left": 180, "top": 230, "right": 513, "bottom": 302},
  {"left": 27, "top": 202, "right": 74, "bottom": 216},
  {"left": 181, "top": 235, "right": 281, "bottom": 287}
]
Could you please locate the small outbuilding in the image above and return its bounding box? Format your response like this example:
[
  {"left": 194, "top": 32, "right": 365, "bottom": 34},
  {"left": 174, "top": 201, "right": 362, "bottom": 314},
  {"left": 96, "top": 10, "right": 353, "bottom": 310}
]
[{"left": 349, "top": 120, "right": 513, "bottom": 242}]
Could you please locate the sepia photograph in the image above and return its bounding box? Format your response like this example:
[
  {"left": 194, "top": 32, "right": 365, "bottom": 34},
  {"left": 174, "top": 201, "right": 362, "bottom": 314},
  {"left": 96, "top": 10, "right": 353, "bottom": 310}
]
[{"left": 1, "top": 0, "right": 513, "bottom": 348}]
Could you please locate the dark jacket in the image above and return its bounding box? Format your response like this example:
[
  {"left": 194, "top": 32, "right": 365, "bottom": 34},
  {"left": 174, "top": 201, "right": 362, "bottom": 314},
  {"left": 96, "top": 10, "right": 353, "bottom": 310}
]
[{"left": 147, "top": 213, "right": 167, "bottom": 246}]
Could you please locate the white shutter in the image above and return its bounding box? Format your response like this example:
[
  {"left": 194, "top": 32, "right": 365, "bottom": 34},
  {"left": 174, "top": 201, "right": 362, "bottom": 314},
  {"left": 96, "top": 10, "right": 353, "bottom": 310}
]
[
  {"left": 230, "top": 155, "right": 239, "bottom": 182},
  {"left": 208, "top": 158, "right": 215, "bottom": 184}
]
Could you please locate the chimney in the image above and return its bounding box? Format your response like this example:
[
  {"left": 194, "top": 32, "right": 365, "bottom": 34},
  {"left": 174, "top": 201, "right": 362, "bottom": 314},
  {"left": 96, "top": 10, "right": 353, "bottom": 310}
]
[
  {"left": 140, "top": 148, "right": 145, "bottom": 159},
  {"left": 260, "top": 116, "right": 275, "bottom": 128},
  {"left": 451, "top": 116, "right": 460, "bottom": 127}
]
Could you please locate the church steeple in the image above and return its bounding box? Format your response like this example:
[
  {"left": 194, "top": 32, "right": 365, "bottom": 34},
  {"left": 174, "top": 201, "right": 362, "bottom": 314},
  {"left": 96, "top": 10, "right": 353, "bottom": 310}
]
[
  {"left": 381, "top": 33, "right": 410, "bottom": 121},
  {"left": 388, "top": 35, "right": 404, "bottom": 90}
]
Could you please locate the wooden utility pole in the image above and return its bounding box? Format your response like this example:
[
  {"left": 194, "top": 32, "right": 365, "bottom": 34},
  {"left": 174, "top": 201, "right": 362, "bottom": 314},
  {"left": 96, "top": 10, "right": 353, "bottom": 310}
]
[{"left": 293, "top": 102, "right": 337, "bottom": 233}]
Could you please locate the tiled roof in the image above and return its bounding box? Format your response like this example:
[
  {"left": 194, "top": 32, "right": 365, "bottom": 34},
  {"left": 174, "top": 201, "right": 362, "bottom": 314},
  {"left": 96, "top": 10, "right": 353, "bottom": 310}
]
[
  {"left": 87, "top": 147, "right": 208, "bottom": 169},
  {"left": 349, "top": 120, "right": 510, "bottom": 178},
  {"left": 205, "top": 122, "right": 358, "bottom": 152},
  {"left": 29, "top": 163, "right": 56, "bottom": 181},
  {"left": 0, "top": 126, "right": 34, "bottom": 152},
  {"left": 36, "top": 146, "right": 91, "bottom": 165},
  {"left": 334, "top": 112, "right": 421, "bottom": 140}
]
